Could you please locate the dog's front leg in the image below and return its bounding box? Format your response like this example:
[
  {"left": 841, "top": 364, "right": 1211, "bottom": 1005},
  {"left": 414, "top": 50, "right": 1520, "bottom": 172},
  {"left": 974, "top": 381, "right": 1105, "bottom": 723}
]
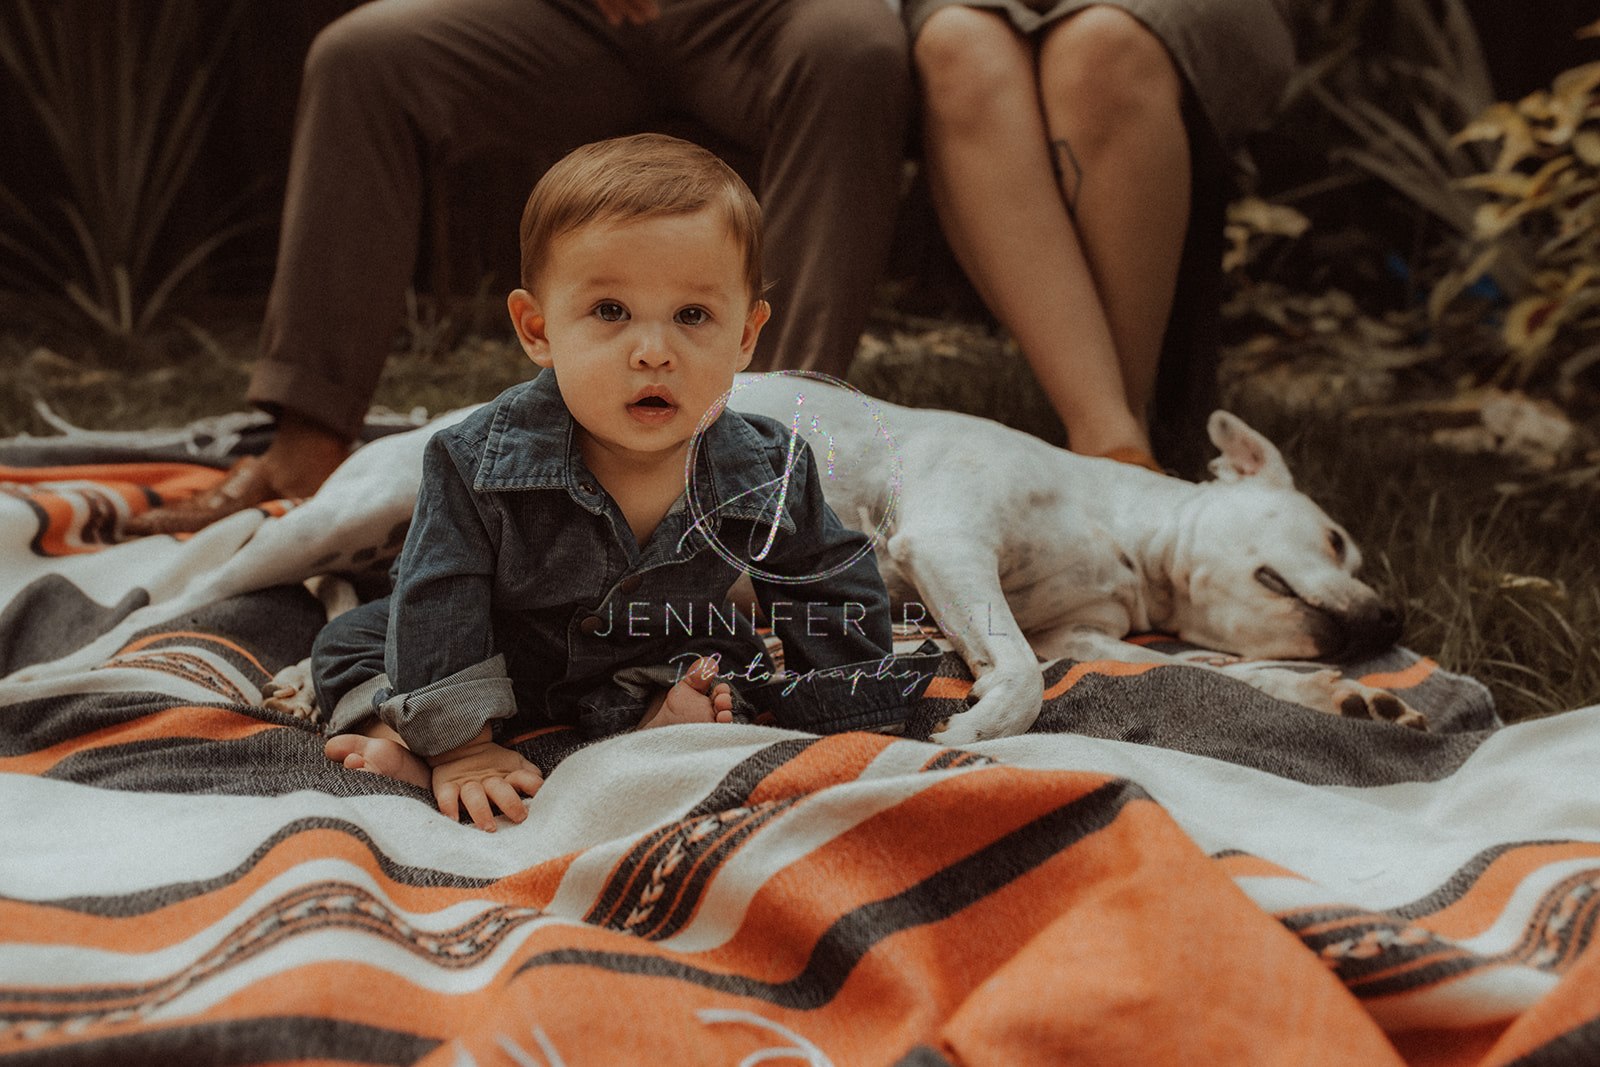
[
  {"left": 1041, "top": 628, "right": 1427, "bottom": 730},
  {"left": 887, "top": 528, "right": 1043, "bottom": 744}
]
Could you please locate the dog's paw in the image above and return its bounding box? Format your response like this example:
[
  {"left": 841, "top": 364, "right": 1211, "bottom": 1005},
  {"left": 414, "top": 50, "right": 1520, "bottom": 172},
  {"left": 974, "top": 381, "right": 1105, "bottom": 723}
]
[
  {"left": 260, "top": 658, "right": 321, "bottom": 722},
  {"left": 930, "top": 668, "right": 1043, "bottom": 746},
  {"left": 1237, "top": 666, "right": 1427, "bottom": 731},
  {"left": 1333, "top": 679, "right": 1428, "bottom": 731}
]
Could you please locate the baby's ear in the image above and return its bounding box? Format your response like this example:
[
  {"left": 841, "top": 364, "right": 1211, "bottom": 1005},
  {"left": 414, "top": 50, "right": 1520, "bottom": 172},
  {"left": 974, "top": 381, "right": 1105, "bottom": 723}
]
[
  {"left": 739, "top": 299, "right": 771, "bottom": 368},
  {"left": 507, "top": 288, "right": 551, "bottom": 367}
]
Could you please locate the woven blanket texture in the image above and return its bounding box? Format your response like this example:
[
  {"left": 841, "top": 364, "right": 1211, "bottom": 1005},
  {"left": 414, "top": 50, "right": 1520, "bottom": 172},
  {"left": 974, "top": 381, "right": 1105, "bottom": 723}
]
[{"left": 1, "top": 418, "right": 1597, "bottom": 1067}]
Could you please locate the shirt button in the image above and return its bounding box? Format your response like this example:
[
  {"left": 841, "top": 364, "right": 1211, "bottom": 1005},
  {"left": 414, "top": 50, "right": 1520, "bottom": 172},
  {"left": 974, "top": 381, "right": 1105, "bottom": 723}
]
[
  {"left": 578, "top": 614, "right": 604, "bottom": 635},
  {"left": 618, "top": 575, "right": 643, "bottom": 595}
]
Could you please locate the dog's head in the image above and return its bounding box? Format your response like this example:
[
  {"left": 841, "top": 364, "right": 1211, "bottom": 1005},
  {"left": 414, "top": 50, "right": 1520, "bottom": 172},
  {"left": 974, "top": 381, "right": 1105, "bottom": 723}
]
[{"left": 1167, "top": 412, "right": 1401, "bottom": 661}]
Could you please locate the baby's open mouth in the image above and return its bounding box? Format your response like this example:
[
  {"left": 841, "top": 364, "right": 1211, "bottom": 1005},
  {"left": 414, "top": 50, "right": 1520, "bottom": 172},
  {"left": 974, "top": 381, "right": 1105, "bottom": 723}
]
[{"left": 627, "top": 391, "right": 678, "bottom": 420}]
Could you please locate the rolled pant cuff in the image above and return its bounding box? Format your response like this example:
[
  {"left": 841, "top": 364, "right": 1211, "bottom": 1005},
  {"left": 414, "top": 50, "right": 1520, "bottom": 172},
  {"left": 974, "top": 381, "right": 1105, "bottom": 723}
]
[{"left": 248, "top": 358, "right": 372, "bottom": 442}]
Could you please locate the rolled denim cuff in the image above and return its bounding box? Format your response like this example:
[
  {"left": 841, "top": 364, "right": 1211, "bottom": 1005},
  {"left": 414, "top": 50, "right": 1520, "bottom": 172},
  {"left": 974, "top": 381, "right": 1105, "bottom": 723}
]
[
  {"left": 743, "top": 640, "right": 943, "bottom": 735},
  {"left": 376, "top": 654, "right": 517, "bottom": 758}
]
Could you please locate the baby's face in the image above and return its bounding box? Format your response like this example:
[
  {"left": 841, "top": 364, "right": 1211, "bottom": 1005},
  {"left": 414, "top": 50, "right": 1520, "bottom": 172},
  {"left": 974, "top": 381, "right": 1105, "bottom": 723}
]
[{"left": 512, "top": 207, "right": 768, "bottom": 474}]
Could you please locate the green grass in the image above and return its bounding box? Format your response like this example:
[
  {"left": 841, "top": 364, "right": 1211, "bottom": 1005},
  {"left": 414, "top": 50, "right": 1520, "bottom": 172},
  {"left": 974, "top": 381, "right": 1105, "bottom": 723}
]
[{"left": 3, "top": 309, "right": 1596, "bottom": 723}]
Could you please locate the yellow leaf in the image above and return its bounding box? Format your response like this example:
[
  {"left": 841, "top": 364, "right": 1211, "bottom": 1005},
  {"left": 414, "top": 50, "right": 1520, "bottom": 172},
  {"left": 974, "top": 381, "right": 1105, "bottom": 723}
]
[
  {"left": 1575, "top": 130, "right": 1600, "bottom": 166},
  {"left": 1503, "top": 292, "right": 1562, "bottom": 354},
  {"left": 1544, "top": 61, "right": 1600, "bottom": 144},
  {"left": 1225, "top": 197, "right": 1310, "bottom": 238},
  {"left": 1458, "top": 103, "right": 1542, "bottom": 173}
]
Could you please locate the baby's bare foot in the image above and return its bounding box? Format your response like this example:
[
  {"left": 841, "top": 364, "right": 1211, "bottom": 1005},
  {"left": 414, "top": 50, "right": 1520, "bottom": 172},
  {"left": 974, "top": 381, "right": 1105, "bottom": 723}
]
[
  {"left": 637, "top": 655, "right": 736, "bottom": 729},
  {"left": 325, "top": 733, "right": 430, "bottom": 789}
]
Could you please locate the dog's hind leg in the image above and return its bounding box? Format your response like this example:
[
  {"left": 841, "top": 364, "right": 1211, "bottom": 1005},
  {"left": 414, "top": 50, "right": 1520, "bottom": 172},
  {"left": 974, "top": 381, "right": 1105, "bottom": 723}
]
[{"left": 887, "top": 528, "right": 1044, "bottom": 744}]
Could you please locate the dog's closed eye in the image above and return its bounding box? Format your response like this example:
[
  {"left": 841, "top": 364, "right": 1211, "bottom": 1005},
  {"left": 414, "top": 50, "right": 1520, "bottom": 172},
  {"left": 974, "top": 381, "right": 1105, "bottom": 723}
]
[
  {"left": 1328, "top": 529, "right": 1346, "bottom": 562},
  {"left": 1255, "top": 566, "right": 1297, "bottom": 599}
]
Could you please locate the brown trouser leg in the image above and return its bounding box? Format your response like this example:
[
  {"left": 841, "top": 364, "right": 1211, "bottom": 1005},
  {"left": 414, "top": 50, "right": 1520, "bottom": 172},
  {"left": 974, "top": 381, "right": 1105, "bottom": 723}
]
[{"left": 250, "top": 0, "right": 910, "bottom": 440}]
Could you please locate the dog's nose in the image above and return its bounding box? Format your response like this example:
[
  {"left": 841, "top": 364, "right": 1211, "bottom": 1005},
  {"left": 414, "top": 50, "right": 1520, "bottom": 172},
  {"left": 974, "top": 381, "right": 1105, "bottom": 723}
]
[
  {"left": 1335, "top": 601, "right": 1404, "bottom": 660},
  {"left": 1373, "top": 603, "right": 1404, "bottom": 647}
]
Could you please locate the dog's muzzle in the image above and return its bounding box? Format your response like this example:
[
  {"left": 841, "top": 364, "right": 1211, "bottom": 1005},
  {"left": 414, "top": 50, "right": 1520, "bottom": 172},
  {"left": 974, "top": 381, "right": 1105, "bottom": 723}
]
[{"left": 1314, "top": 600, "right": 1404, "bottom": 662}]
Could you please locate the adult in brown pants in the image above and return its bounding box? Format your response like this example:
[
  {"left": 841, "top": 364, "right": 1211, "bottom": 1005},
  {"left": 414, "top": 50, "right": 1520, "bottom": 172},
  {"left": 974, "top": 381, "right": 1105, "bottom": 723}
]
[{"left": 128, "top": 0, "right": 909, "bottom": 535}]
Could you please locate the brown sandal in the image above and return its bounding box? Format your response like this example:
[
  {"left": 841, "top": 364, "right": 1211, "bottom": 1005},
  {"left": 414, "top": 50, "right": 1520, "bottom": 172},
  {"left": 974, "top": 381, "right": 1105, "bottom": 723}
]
[{"left": 123, "top": 456, "right": 288, "bottom": 537}]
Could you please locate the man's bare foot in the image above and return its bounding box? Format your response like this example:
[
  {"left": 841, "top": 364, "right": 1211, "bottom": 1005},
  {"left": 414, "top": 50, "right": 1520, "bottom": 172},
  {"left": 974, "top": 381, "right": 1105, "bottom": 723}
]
[
  {"left": 325, "top": 733, "right": 431, "bottom": 789},
  {"left": 121, "top": 410, "right": 350, "bottom": 537},
  {"left": 638, "top": 655, "right": 736, "bottom": 729},
  {"left": 259, "top": 411, "right": 349, "bottom": 499}
]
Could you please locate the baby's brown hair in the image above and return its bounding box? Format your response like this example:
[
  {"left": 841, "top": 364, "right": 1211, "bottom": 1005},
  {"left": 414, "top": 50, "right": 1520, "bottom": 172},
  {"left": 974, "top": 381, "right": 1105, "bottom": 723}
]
[{"left": 518, "top": 133, "right": 763, "bottom": 301}]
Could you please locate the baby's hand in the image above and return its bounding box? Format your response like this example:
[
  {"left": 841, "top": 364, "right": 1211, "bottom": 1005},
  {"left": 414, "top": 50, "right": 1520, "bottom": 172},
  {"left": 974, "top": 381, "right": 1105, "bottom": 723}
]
[{"left": 426, "top": 729, "right": 544, "bottom": 832}]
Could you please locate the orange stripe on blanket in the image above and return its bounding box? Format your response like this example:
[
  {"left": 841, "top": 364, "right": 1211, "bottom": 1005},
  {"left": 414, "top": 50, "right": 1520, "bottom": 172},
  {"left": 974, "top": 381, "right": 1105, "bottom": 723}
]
[
  {"left": 693, "top": 767, "right": 1125, "bottom": 980},
  {"left": 1044, "top": 659, "right": 1160, "bottom": 699},
  {"left": 113, "top": 631, "right": 271, "bottom": 677},
  {"left": 1360, "top": 658, "right": 1438, "bottom": 690},
  {"left": 1416, "top": 842, "right": 1600, "bottom": 940},
  {"left": 0, "top": 461, "right": 224, "bottom": 496},
  {"left": 923, "top": 675, "right": 973, "bottom": 699},
  {"left": 443, "top": 778, "right": 1405, "bottom": 1067},
  {"left": 745, "top": 733, "right": 896, "bottom": 808},
  {"left": 1213, "top": 852, "right": 1308, "bottom": 881},
  {"left": 0, "top": 827, "right": 524, "bottom": 950},
  {"left": 0, "top": 706, "right": 279, "bottom": 776},
  {"left": 923, "top": 659, "right": 1161, "bottom": 704}
]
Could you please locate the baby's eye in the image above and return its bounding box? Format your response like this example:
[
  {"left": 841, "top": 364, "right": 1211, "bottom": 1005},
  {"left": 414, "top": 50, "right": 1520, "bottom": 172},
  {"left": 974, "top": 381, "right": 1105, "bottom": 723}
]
[
  {"left": 674, "top": 306, "right": 710, "bottom": 327},
  {"left": 595, "top": 301, "right": 628, "bottom": 323}
]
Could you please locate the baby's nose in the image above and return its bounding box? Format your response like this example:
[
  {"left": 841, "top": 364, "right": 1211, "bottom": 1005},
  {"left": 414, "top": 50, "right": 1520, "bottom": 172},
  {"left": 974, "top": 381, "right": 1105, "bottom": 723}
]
[{"left": 630, "top": 325, "right": 673, "bottom": 366}]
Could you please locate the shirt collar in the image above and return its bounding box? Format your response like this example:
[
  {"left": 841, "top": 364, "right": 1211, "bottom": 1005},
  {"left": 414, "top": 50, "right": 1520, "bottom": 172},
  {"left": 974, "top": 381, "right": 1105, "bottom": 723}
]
[{"left": 470, "top": 371, "right": 797, "bottom": 535}]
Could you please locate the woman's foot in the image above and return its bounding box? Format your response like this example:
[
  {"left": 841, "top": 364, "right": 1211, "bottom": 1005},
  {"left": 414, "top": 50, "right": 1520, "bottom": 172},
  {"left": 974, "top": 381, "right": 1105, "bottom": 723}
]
[
  {"left": 638, "top": 656, "right": 736, "bottom": 729},
  {"left": 324, "top": 733, "right": 431, "bottom": 789}
]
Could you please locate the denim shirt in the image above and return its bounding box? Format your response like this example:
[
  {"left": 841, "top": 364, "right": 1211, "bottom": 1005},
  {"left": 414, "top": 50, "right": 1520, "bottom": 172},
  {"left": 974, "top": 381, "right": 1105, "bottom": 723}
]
[{"left": 375, "top": 372, "right": 934, "bottom": 755}]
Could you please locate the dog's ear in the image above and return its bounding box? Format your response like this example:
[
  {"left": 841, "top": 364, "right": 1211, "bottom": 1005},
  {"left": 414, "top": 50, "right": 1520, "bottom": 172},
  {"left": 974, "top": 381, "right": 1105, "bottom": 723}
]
[{"left": 1206, "top": 411, "right": 1294, "bottom": 488}]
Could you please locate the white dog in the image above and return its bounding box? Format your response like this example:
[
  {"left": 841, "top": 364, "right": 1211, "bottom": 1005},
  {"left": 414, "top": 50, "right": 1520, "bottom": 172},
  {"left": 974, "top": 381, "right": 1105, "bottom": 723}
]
[
  {"left": 27, "top": 375, "right": 1415, "bottom": 746},
  {"left": 730, "top": 374, "right": 1422, "bottom": 745}
]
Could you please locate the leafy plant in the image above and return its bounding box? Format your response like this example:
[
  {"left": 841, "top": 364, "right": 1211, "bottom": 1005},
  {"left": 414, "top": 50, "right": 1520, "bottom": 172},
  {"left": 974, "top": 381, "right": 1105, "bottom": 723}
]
[
  {"left": 1290, "top": 0, "right": 1500, "bottom": 237},
  {"left": 1431, "top": 23, "right": 1600, "bottom": 395},
  {"left": 0, "top": 0, "right": 254, "bottom": 349}
]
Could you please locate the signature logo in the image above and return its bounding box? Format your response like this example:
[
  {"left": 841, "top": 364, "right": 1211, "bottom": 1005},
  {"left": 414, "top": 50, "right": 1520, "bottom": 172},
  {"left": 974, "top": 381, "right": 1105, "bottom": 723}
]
[{"left": 681, "top": 371, "right": 902, "bottom": 584}]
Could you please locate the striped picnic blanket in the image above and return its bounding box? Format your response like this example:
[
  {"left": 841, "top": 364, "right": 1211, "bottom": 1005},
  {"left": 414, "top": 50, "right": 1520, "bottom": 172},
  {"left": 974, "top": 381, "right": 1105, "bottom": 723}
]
[{"left": 2, "top": 417, "right": 1597, "bottom": 1066}]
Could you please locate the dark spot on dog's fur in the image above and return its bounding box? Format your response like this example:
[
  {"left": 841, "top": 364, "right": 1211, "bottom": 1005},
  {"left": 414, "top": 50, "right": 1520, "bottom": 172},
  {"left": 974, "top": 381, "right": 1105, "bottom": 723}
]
[
  {"left": 1374, "top": 695, "right": 1405, "bottom": 720},
  {"left": 1118, "top": 551, "right": 1134, "bottom": 571},
  {"left": 1340, "top": 694, "right": 1368, "bottom": 718},
  {"left": 352, "top": 546, "right": 377, "bottom": 564},
  {"left": 385, "top": 520, "right": 409, "bottom": 548},
  {"left": 310, "top": 552, "right": 340, "bottom": 569},
  {"left": 1026, "top": 490, "right": 1059, "bottom": 510}
]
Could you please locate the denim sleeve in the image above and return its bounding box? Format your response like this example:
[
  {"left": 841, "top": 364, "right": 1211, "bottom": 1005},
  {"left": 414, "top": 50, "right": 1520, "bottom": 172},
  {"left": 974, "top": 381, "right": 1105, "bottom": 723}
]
[
  {"left": 380, "top": 431, "right": 517, "bottom": 758},
  {"left": 746, "top": 441, "right": 934, "bottom": 732}
]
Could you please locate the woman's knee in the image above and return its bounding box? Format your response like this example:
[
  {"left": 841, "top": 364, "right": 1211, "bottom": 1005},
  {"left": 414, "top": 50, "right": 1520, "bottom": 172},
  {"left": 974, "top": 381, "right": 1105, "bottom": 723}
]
[
  {"left": 1038, "top": 7, "right": 1183, "bottom": 132},
  {"left": 913, "top": 7, "right": 1031, "bottom": 128}
]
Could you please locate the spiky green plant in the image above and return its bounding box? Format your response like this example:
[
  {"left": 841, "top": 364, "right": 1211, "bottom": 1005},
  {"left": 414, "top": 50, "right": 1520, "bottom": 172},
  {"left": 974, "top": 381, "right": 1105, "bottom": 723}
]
[{"left": 0, "top": 0, "right": 254, "bottom": 348}]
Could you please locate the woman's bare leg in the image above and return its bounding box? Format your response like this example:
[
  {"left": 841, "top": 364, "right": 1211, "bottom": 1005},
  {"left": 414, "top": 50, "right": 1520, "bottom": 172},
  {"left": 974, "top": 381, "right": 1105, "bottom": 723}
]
[
  {"left": 913, "top": 6, "right": 1145, "bottom": 457},
  {"left": 1036, "top": 6, "right": 1190, "bottom": 434}
]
